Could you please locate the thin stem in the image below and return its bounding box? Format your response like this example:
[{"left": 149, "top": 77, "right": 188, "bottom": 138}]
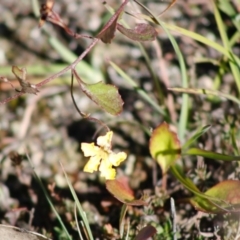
[{"left": 0, "top": 38, "right": 99, "bottom": 105}]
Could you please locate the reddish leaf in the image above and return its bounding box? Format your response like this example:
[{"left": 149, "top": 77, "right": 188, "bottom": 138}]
[
  {"left": 106, "top": 179, "right": 147, "bottom": 206},
  {"left": 97, "top": 16, "right": 118, "bottom": 44},
  {"left": 97, "top": 0, "right": 129, "bottom": 43},
  {"left": 149, "top": 122, "right": 181, "bottom": 173},
  {"left": 190, "top": 180, "right": 240, "bottom": 213},
  {"left": 117, "top": 23, "right": 157, "bottom": 42},
  {"left": 135, "top": 225, "right": 157, "bottom": 240}
]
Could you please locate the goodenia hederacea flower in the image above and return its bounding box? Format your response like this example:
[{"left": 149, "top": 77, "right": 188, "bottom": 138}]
[{"left": 81, "top": 131, "right": 127, "bottom": 180}]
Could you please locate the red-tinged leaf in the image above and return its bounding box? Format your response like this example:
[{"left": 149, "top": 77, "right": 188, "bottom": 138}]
[
  {"left": 97, "top": 0, "right": 129, "bottom": 43},
  {"left": 190, "top": 180, "right": 240, "bottom": 213},
  {"left": 135, "top": 225, "right": 157, "bottom": 240},
  {"left": 97, "top": 15, "right": 118, "bottom": 44},
  {"left": 149, "top": 122, "right": 181, "bottom": 173},
  {"left": 81, "top": 81, "right": 123, "bottom": 115},
  {"left": 106, "top": 179, "right": 147, "bottom": 206},
  {"left": 117, "top": 23, "right": 157, "bottom": 42}
]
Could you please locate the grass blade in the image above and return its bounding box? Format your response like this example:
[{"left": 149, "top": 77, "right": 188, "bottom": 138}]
[
  {"left": 109, "top": 61, "right": 167, "bottom": 117},
  {"left": 169, "top": 87, "right": 240, "bottom": 105},
  {"left": 27, "top": 156, "right": 72, "bottom": 240},
  {"left": 60, "top": 162, "right": 94, "bottom": 240},
  {"left": 213, "top": 1, "right": 240, "bottom": 95}
]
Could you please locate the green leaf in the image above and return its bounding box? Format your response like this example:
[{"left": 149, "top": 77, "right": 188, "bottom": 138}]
[
  {"left": 190, "top": 180, "right": 240, "bottom": 213},
  {"left": 106, "top": 179, "right": 147, "bottom": 206},
  {"left": 185, "top": 148, "right": 240, "bottom": 161},
  {"left": 149, "top": 122, "right": 181, "bottom": 173},
  {"left": 117, "top": 23, "right": 157, "bottom": 42},
  {"left": 81, "top": 81, "right": 123, "bottom": 115}
]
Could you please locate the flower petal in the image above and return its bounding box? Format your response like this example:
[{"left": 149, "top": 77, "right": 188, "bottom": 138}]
[
  {"left": 99, "top": 162, "right": 116, "bottom": 180},
  {"left": 81, "top": 143, "right": 99, "bottom": 157},
  {"left": 109, "top": 152, "right": 127, "bottom": 166},
  {"left": 98, "top": 156, "right": 116, "bottom": 179},
  {"left": 83, "top": 155, "right": 101, "bottom": 173},
  {"left": 81, "top": 131, "right": 127, "bottom": 179},
  {"left": 97, "top": 131, "right": 113, "bottom": 150},
  {"left": 102, "top": 168, "right": 116, "bottom": 180}
]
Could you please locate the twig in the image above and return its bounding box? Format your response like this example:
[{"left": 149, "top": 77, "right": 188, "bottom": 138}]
[{"left": 0, "top": 38, "right": 99, "bottom": 105}]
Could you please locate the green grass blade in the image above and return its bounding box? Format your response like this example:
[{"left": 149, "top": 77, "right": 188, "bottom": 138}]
[
  {"left": 60, "top": 162, "right": 94, "bottom": 240},
  {"left": 168, "top": 87, "right": 240, "bottom": 105},
  {"left": 170, "top": 165, "right": 201, "bottom": 194},
  {"left": 218, "top": 0, "right": 240, "bottom": 32},
  {"left": 142, "top": 8, "right": 189, "bottom": 141},
  {"left": 48, "top": 37, "right": 103, "bottom": 84},
  {"left": 185, "top": 148, "right": 240, "bottom": 161},
  {"left": 109, "top": 61, "right": 167, "bottom": 117},
  {"left": 160, "top": 24, "right": 189, "bottom": 142},
  {"left": 182, "top": 125, "right": 211, "bottom": 150},
  {"left": 213, "top": 1, "right": 240, "bottom": 95},
  {"left": 170, "top": 165, "right": 230, "bottom": 204},
  {"left": 27, "top": 157, "right": 72, "bottom": 240},
  {"left": 119, "top": 204, "right": 128, "bottom": 238},
  {"left": 131, "top": 1, "right": 189, "bottom": 141},
  {"left": 230, "top": 127, "right": 240, "bottom": 156},
  {"left": 163, "top": 21, "right": 240, "bottom": 65},
  {"left": 137, "top": 11, "right": 240, "bottom": 67}
]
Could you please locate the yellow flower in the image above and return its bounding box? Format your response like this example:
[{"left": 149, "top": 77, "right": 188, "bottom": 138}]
[{"left": 81, "top": 131, "right": 127, "bottom": 180}]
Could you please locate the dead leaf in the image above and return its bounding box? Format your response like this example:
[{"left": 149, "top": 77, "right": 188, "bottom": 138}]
[{"left": 12, "top": 66, "right": 39, "bottom": 95}]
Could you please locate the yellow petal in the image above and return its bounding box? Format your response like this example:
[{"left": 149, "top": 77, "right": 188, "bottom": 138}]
[
  {"left": 109, "top": 152, "right": 127, "bottom": 166},
  {"left": 102, "top": 168, "right": 116, "bottom": 180},
  {"left": 97, "top": 131, "right": 113, "bottom": 150},
  {"left": 83, "top": 155, "right": 101, "bottom": 173},
  {"left": 81, "top": 131, "right": 126, "bottom": 179},
  {"left": 99, "top": 162, "right": 116, "bottom": 180},
  {"left": 99, "top": 156, "right": 116, "bottom": 179},
  {"left": 81, "top": 143, "right": 99, "bottom": 157}
]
